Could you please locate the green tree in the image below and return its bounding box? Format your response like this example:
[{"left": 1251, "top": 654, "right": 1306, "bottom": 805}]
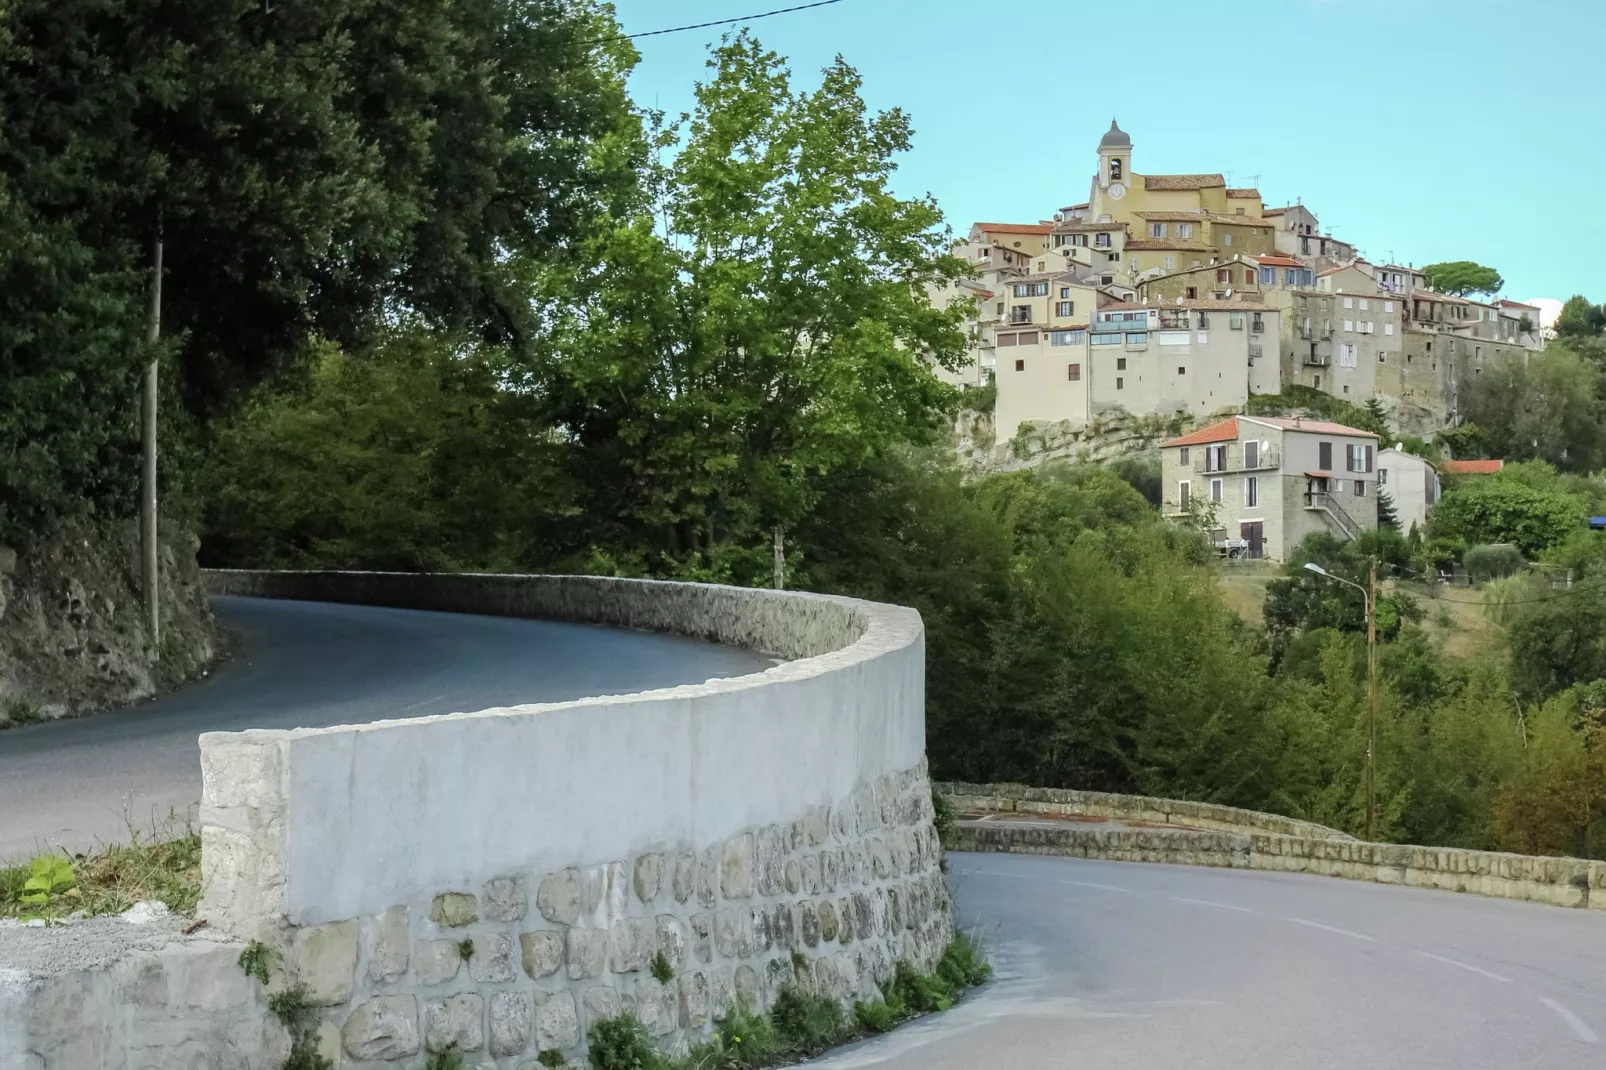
[
  {"left": 1262, "top": 532, "right": 1417, "bottom": 662},
  {"left": 1506, "top": 587, "right": 1606, "bottom": 701},
  {"left": 1428, "top": 470, "right": 1586, "bottom": 557},
  {"left": 0, "top": 0, "right": 638, "bottom": 543},
  {"left": 540, "top": 34, "right": 970, "bottom": 580},
  {"left": 1553, "top": 294, "right": 1606, "bottom": 339},
  {"left": 204, "top": 330, "right": 576, "bottom": 571},
  {"left": 1492, "top": 692, "right": 1606, "bottom": 857},
  {"left": 1420, "top": 261, "right": 1504, "bottom": 297},
  {"left": 1461, "top": 347, "right": 1606, "bottom": 471}
]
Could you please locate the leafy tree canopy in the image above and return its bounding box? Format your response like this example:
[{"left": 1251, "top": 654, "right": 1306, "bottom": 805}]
[
  {"left": 1428, "top": 464, "right": 1589, "bottom": 557},
  {"left": 1460, "top": 346, "right": 1606, "bottom": 472},
  {"left": 1420, "top": 260, "right": 1504, "bottom": 297},
  {"left": 0, "top": 0, "right": 638, "bottom": 542},
  {"left": 534, "top": 33, "right": 971, "bottom": 581},
  {"left": 1554, "top": 294, "right": 1606, "bottom": 338}
]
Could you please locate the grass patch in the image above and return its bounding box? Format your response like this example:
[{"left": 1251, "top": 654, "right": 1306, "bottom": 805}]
[
  {"left": 0, "top": 820, "right": 202, "bottom": 920},
  {"left": 587, "top": 934, "right": 990, "bottom": 1070}
]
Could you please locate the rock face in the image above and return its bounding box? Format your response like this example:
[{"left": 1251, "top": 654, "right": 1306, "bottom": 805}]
[{"left": 0, "top": 522, "right": 217, "bottom": 725}]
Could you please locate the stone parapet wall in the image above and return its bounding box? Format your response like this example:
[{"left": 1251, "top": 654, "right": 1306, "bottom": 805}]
[
  {"left": 3, "top": 572, "right": 949, "bottom": 1069},
  {"left": 956, "top": 822, "right": 1606, "bottom": 911},
  {"left": 940, "top": 781, "right": 1353, "bottom": 840}
]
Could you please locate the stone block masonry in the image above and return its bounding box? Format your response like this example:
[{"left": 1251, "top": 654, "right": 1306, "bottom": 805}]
[
  {"left": 323, "top": 765, "right": 949, "bottom": 1065},
  {"left": 2, "top": 572, "right": 953, "bottom": 1068}
]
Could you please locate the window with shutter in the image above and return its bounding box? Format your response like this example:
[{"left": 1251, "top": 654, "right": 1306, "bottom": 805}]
[
  {"left": 1245, "top": 476, "right": 1258, "bottom": 508},
  {"left": 1179, "top": 481, "right": 1191, "bottom": 509},
  {"left": 1211, "top": 479, "right": 1223, "bottom": 502},
  {"left": 1345, "top": 444, "right": 1356, "bottom": 471},
  {"left": 1245, "top": 440, "right": 1259, "bottom": 468},
  {"left": 1319, "top": 441, "right": 1333, "bottom": 470}
]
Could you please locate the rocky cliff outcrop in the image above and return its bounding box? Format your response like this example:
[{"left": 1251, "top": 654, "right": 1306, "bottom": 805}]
[{"left": 0, "top": 522, "right": 218, "bottom": 726}]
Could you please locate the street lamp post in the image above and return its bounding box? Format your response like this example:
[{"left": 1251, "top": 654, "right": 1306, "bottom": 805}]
[{"left": 1304, "top": 558, "right": 1380, "bottom": 842}]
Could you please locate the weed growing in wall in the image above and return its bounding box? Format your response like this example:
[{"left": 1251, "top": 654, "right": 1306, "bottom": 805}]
[
  {"left": 650, "top": 950, "right": 676, "bottom": 984},
  {"left": 267, "top": 986, "right": 332, "bottom": 1070},
  {"left": 426, "top": 1047, "right": 464, "bottom": 1070},
  {"left": 237, "top": 940, "right": 278, "bottom": 986},
  {"left": 457, "top": 938, "right": 475, "bottom": 961},
  {"left": 236, "top": 942, "right": 332, "bottom": 1070},
  {"left": 587, "top": 934, "right": 991, "bottom": 1070}
]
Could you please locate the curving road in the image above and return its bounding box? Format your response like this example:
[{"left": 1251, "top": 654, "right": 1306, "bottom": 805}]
[
  {"left": 810, "top": 852, "right": 1605, "bottom": 1069},
  {"left": 0, "top": 596, "right": 772, "bottom": 859}
]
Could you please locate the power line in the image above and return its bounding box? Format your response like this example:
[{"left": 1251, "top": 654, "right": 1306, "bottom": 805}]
[{"left": 587, "top": 0, "right": 848, "bottom": 45}]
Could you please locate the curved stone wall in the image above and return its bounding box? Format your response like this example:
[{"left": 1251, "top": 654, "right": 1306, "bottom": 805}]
[
  {"left": 196, "top": 571, "right": 951, "bottom": 1067},
  {"left": 940, "top": 781, "right": 1353, "bottom": 840}
]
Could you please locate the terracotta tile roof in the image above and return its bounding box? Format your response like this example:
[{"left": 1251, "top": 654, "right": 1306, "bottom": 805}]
[
  {"left": 1144, "top": 173, "right": 1226, "bottom": 190},
  {"left": 1441, "top": 459, "right": 1504, "bottom": 474},
  {"left": 1164, "top": 417, "right": 1239, "bottom": 447},
  {"left": 1317, "top": 265, "right": 1351, "bottom": 276},
  {"left": 1060, "top": 202, "right": 1090, "bottom": 211},
  {"left": 1226, "top": 188, "right": 1261, "bottom": 199},
  {"left": 1262, "top": 207, "right": 1288, "bottom": 216},
  {"left": 1497, "top": 299, "right": 1541, "bottom": 311},
  {"left": 1256, "top": 254, "right": 1304, "bottom": 267},
  {"left": 1123, "top": 238, "right": 1215, "bottom": 252},
  {"left": 975, "top": 222, "right": 1053, "bottom": 235},
  {"left": 1242, "top": 416, "right": 1378, "bottom": 438}
]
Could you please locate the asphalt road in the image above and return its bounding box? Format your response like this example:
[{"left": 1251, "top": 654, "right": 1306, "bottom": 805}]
[
  {"left": 0, "top": 596, "right": 772, "bottom": 859},
  {"left": 810, "top": 852, "right": 1605, "bottom": 1069}
]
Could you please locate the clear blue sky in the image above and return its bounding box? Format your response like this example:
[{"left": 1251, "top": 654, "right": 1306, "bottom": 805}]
[{"left": 607, "top": 0, "right": 1603, "bottom": 304}]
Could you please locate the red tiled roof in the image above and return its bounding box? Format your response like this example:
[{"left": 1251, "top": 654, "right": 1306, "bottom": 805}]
[
  {"left": 1243, "top": 416, "right": 1378, "bottom": 438},
  {"left": 1441, "top": 459, "right": 1504, "bottom": 474},
  {"left": 1144, "top": 173, "right": 1227, "bottom": 191},
  {"left": 1256, "top": 254, "right": 1304, "bottom": 267},
  {"left": 1164, "top": 417, "right": 1239, "bottom": 447},
  {"left": 975, "top": 222, "right": 1053, "bottom": 235},
  {"left": 1262, "top": 207, "right": 1288, "bottom": 216},
  {"left": 1226, "top": 188, "right": 1261, "bottom": 199}
]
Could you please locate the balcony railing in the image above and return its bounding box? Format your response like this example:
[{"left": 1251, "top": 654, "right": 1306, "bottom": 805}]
[
  {"left": 1248, "top": 343, "right": 1264, "bottom": 359},
  {"left": 1251, "top": 320, "right": 1265, "bottom": 333},
  {"left": 1008, "top": 312, "right": 1034, "bottom": 325},
  {"left": 1304, "top": 352, "right": 1329, "bottom": 367},
  {"left": 1195, "top": 447, "right": 1279, "bottom": 475}
]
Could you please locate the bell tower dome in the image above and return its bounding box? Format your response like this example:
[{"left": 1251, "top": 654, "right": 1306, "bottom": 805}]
[{"left": 1097, "top": 120, "right": 1132, "bottom": 190}]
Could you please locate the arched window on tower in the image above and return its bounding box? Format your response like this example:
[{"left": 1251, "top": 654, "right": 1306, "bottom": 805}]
[{"left": 1110, "top": 158, "right": 1123, "bottom": 181}]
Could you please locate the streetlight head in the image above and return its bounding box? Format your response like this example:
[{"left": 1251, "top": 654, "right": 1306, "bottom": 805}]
[{"left": 1303, "top": 562, "right": 1329, "bottom": 577}]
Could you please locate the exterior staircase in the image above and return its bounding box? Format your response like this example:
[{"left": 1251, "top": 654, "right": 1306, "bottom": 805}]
[{"left": 1305, "top": 489, "right": 1361, "bottom": 540}]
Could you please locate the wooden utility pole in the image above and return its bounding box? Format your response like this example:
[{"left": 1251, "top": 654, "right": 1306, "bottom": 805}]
[
  {"left": 1364, "top": 556, "right": 1379, "bottom": 842},
  {"left": 142, "top": 231, "right": 163, "bottom": 653},
  {"left": 772, "top": 527, "right": 785, "bottom": 591}
]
